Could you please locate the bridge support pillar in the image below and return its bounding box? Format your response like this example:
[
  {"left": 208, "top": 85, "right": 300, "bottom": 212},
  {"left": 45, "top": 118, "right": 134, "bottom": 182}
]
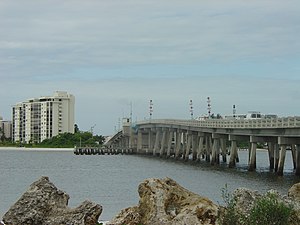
[
  {"left": 211, "top": 138, "right": 220, "bottom": 165},
  {"left": 137, "top": 130, "right": 143, "bottom": 154},
  {"left": 175, "top": 130, "right": 182, "bottom": 159},
  {"left": 153, "top": 128, "right": 161, "bottom": 156},
  {"left": 211, "top": 133, "right": 226, "bottom": 165},
  {"left": 191, "top": 132, "right": 198, "bottom": 161},
  {"left": 228, "top": 135, "right": 241, "bottom": 168},
  {"left": 229, "top": 140, "right": 237, "bottom": 168},
  {"left": 205, "top": 135, "right": 212, "bottom": 162},
  {"left": 274, "top": 143, "right": 280, "bottom": 172},
  {"left": 277, "top": 145, "right": 287, "bottom": 176},
  {"left": 166, "top": 129, "right": 174, "bottom": 158},
  {"left": 196, "top": 133, "right": 205, "bottom": 161},
  {"left": 220, "top": 138, "right": 227, "bottom": 163},
  {"left": 277, "top": 137, "right": 300, "bottom": 175},
  {"left": 291, "top": 145, "right": 296, "bottom": 170},
  {"left": 147, "top": 128, "right": 154, "bottom": 155},
  {"left": 184, "top": 131, "right": 192, "bottom": 161},
  {"left": 159, "top": 128, "right": 168, "bottom": 157},
  {"left": 248, "top": 142, "right": 257, "bottom": 171},
  {"left": 296, "top": 145, "right": 300, "bottom": 176},
  {"left": 181, "top": 132, "right": 187, "bottom": 160},
  {"left": 268, "top": 142, "right": 275, "bottom": 171},
  {"left": 128, "top": 129, "right": 134, "bottom": 150},
  {"left": 124, "top": 137, "right": 129, "bottom": 154}
]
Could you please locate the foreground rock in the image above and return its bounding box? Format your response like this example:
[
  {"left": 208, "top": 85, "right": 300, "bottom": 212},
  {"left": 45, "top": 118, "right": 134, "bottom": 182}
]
[
  {"left": 221, "top": 185, "right": 300, "bottom": 225},
  {"left": 3, "top": 176, "right": 300, "bottom": 225},
  {"left": 289, "top": 182, "right": 300, "bottom": 202},
  {"left": 109, "top": 178, "right": 300, "bottom": 225},
  {"left": 108, "top": 177, "right": 220, "bottom": 225},
  {"left": 2, "top": 176, "right": 102, "bottom": 225}
]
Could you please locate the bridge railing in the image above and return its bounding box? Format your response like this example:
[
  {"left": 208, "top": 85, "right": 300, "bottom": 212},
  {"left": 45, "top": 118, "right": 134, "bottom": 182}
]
[{"left": 136, "top": 117, "right": 300, "bottom": 129}]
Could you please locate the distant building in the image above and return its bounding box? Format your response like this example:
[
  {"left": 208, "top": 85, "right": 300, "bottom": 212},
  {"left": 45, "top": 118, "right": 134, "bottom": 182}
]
[
  {"left": 12, "top": 91, "right": 75, "bottom": 144},
  {"left": 0, "top": 116, "right": 12, "bottom": 139},
  {"left": 224, "top": 114, "right": 247, "bottom": 120},
  {"left": 224, "top": 111, "right": 278, "bottom": 120}
]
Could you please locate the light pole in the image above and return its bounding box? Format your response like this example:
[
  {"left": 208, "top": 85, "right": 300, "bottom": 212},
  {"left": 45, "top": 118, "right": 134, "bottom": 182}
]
[
  {"left": 233, "top": 104, "right": 236, "bottom": 118},
  {"left": 149, "top": 99, "right": 153, "bottom": 121},
  {"left": 207, "top": 97, "right": 211, "bottom": 118},
  {"left": 189, "top": 99, "right": 194, "bottom": 119}
]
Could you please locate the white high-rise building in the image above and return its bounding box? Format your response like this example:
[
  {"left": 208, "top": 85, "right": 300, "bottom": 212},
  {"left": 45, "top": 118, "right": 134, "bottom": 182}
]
[{"left": 12, "top": 91, "right": 75, "bottom": 143}]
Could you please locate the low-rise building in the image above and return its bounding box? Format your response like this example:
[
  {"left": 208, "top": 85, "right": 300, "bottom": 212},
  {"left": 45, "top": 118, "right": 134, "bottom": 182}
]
[{"left": 0, "top": 116, "right": 12, "bottom": 140}]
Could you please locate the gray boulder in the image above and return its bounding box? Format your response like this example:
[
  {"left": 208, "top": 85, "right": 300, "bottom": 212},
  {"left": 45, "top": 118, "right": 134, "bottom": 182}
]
[{"left": 2, "top": 176, "right": 102, "bottom": 225}]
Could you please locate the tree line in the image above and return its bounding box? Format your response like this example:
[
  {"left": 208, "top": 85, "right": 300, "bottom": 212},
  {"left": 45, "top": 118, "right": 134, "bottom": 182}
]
[{"left": 0, "top": 124, "right": 106, "bottom": 148}]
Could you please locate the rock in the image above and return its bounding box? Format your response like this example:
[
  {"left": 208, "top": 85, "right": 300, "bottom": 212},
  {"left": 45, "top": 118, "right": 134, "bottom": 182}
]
[
  {"left": 108, "top": 177, "right": 220, "bottom": 225},
  {"left": 2, "top": 176, "right": 102, "bottom": 225},
  {"left": 288, "top": 182, "right": 300, "bottom": 202},
  {"left": 228, "top": 187, "right": 300, "bottom": 225},
  {"left": 107, "top": 206, "right": 141, "bottom": 225},
  {"left": 231, "top": 188, "right": 261, "bottom": 215},
  {"left": 287, "top": 183, "right": 300, "bottom": 225}
]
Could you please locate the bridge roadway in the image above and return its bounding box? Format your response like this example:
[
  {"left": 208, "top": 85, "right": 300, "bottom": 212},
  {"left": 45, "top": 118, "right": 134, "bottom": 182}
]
[{"left": 105, "top": 117, "right": 300, "bottom": 176}]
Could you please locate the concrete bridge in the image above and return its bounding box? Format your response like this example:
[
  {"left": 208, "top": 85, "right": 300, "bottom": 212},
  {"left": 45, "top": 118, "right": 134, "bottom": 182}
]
[{"left": 105, "top": 117, "right": 300, "bottom": 176}]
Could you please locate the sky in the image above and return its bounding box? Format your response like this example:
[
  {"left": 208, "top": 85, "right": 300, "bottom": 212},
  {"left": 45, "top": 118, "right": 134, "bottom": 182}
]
[{"left": 0, "top": 0, "right": 300, "bottom": 135}]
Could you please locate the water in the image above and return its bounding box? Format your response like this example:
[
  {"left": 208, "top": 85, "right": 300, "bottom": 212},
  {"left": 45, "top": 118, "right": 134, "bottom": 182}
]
[{"left": 1, "top": 149, "right": 300, "bottom": 222}]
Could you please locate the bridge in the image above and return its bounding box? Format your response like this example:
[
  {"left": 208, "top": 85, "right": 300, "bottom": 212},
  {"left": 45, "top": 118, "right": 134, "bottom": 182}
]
[{"left": 104, "top": 117, "right": 300, "bottom": 176}]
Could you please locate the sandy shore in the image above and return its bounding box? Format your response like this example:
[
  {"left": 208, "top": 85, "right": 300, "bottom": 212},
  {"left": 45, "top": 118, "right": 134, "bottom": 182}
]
[{"left": 0, "top": 147, "right": 73, "bottom": 151}]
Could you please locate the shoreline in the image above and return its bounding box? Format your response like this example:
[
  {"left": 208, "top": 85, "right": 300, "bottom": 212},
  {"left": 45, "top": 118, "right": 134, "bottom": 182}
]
[{"left": 0, "top": 147, "right": 73, "bottom": 151}]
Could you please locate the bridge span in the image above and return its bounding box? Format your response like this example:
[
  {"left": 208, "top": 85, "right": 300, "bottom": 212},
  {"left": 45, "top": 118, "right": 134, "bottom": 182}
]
[{"left": 105, "top": 117, "right": 300, "bottom": 176}]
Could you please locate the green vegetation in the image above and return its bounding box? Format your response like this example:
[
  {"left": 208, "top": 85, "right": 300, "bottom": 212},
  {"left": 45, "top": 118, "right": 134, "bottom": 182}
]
[
  {"left": 0, "top": 124, "right": 105, "bottom": 148},
  {"left": 221, "top": 184, "right": 241, "bottom": 225},
  {"left": 220, "top": 185, "right": 294, "bottom": 225},
  {"left": 246, "top": 192, "right": 293, "bottom": 225},
  {"left": 38, "top": 131, "right": 105, "bottom": 148}
]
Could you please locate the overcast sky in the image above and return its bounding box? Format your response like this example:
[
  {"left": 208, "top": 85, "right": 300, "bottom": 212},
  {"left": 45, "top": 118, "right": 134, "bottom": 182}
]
[{"left": 0, "top": 0, "right": 299, "bottom": 135}]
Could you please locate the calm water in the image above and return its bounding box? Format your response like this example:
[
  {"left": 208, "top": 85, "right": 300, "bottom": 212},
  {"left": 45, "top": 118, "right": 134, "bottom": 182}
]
[{"left": 1, "top": 149, "right": 300, "bottom": 221}]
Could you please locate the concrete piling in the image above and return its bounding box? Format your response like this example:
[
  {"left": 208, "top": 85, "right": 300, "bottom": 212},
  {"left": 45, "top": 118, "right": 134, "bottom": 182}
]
[
  {"left": 277, "top": 145, "right": 287, "bottom": 176},
  {"left": 268, "top": 142, "right": 275, "bottom": 171},
  {"left": 296, "top": 145, "right": 300, "bottom": 176},
  {"left": 229, "top": 140, "right": 237, "bottom": 168}
]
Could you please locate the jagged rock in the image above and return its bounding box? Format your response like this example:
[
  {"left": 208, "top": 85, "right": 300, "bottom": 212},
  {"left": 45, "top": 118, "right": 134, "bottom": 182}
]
[
  {"left": 2, "top": 176, "right": 102, "bottom": 225},
  {"left": 107, "top": 206, "right": 141, "bottom": 225},
  {"left": 108, "top": 177, "right": 220, "bottom": 225},
  {"left": 228, "top": 187, "right": 300, "bottom": 225},
  {"left": 231, "top": 188, "right": 261, "bottom": 215},
  {"left": 289, "top": 182, "right": 300, "bottom": 202}
]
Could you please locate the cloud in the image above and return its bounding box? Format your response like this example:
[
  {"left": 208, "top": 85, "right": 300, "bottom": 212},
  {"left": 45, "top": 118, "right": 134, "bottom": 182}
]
[
  {"left": 1, "top": 1, "right": 299, "bottom": 71},
  {"left": 0, "top": 0, "right": 300, "bottom": 134}
]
